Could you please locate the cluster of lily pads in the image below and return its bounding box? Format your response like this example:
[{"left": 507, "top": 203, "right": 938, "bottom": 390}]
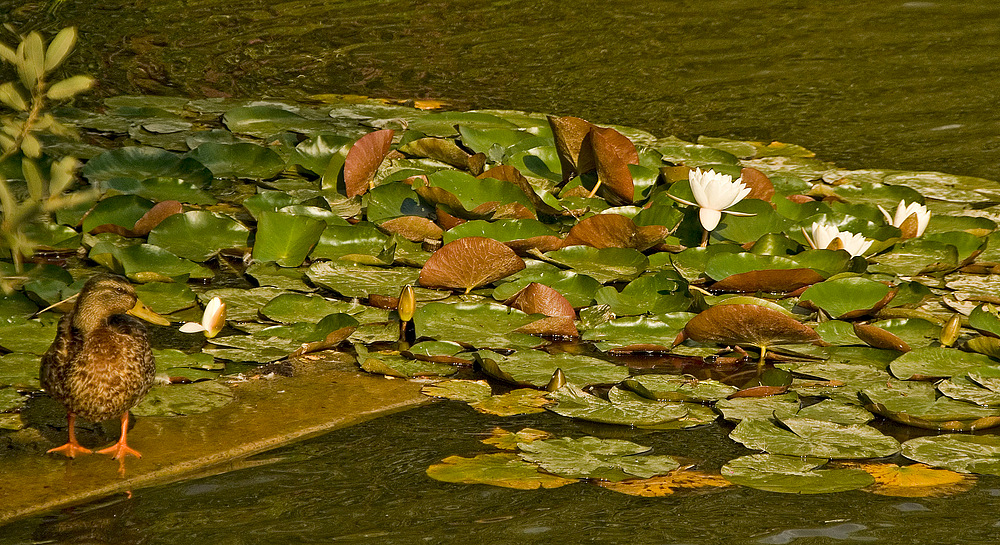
[{"left": 5, "top": 94, "right": 1000, "bottom": 495}]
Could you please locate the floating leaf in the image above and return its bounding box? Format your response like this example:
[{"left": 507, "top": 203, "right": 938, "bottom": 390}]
[
  {"left": 477, "top": 349, "right": 627, "bottom": 388},
  {"left": 481, "top": 427, "right": 553, "bottom": 450},
  {"left": 251, "top": 211, "right": 326, "bottom": 267},
  {"left": 849, "top": 462, "right": 976, "bottom": 497},
  {"left": 730, "top": 417, "right": 899, "bottom": 458},
  {"left": 419, "top": 237, "right": 525, "bottom": 293},
  {"left": 888, "top": 347, "right": 997, "bottom": 380},
  {"left": 426, "top": 453, "right": 577, "bottom": 490},
  {"left": 345, "top": 129, "right": 393, "bottom": 197},
  {"left": 545, "top": 383, "right": 695, "bottom": 427},
  {"left": 622, "top": 375, "right": 738, "bottom": 402},
  {"left": 147, "top": 210, "right": 250, "bottom": 262},
  {"left": 799, "top": 277, "right": 894, "bottom": 319},
  {"left": 722, "top": 454, "right": 874, "bottom": 494},
  {"left": 596, "top": 470, "right": 733, "bottom": 497},
  {"left": 131, "top": 380, "right": 235, "bottom": 417},
  {"left": 861, "top": 381, "right": 1000, "bottom": 430},
  {"left": 518, "top": 435, "right": 677, "bottom": 481},
  {"left": 186, "top": 142, "right": 285, "bottom": 179},
  {"left": 902, "top": 435, "right": 1000, "bottom": 475},
  {"left": 413, "top": 301, "right": 539, "bottom": 348},
  {"left": 543, "top": 246, "right": 648, "bottom": 284},
  {"left": 503, "top": 282, "right": 576, "bottom": 319},
  {"left": 682, "top": 304, "right": 822, "bottom": 349},
  {"left": 308, "top": 261, "right": 422, "bottom": 298}
]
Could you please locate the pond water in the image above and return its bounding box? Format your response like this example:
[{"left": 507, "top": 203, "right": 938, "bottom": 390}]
[
  {"left": 3, "top": 0, "right": 1000, "bottom": 542},
  {"left": 4, "top": 401, "right": 1000, "bottom": 544},
  {"left": 2, "top": 0, "right": 1000, "bottom": 180}
]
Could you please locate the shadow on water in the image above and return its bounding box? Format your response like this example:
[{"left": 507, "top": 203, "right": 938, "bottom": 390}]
[{"left": 4, "top": 401, "right": 1000, "bottom": 544}]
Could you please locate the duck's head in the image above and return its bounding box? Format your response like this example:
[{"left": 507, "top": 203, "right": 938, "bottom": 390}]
[{"left": 72, "top": 274, "right": 170, "bottom": 332}]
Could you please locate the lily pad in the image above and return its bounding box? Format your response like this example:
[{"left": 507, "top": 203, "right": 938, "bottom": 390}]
[
  {"left": 251, "top": 211, "right": 326, "bottom": 267},
  {"left": 542, "top": 246, "right": 648, "bottom": 284},
  {"left": 889, "top": 347, "right": 997, "bottom": 380},
  {"left": 730, "top": 417, "right": 900, "bottom": 458},
  {"left": 682, "top": 304, "right": 822, "bottom": 349},
  {"left": 901, "top": 435, "right": 1000, "bottom": 475},
  {"left": 518, "top": 435, "right": 677, "bottom": 481},
  {"left": 622, "top": 374, "right": 737, "bottom": 402},
  {"left": 799, "top": 277, "right": 893, "bottom": 319},
  {"left": 131, "top": 380, "right": 235, "bottom": 417},
  {"left": 476, "top": 349, "right": 627, "bottom": 388},
  {"left": 307, "top": 261, "right": 423, "bottom": 298},
  {"left": 545, "top": 383, "right": 694, "bottom": 427},
  {"left": 722, "top": 454, "right": 875, "bottom": 494},
  {"left": 147, "top": 210, "right": 250, "bottom": 262},
  {"left": 426, "top": 453, "right": 577, "bottom": 490},
  {"left": 860, "top": 381, "right": 1000, "bottom": 430},
  {"left": 186, "top": 142, "right": 285, "bottom": 179},
  {"left": 419, "top": 237, "right": 525, "bottom": 293},
  {"left": 412, "top": 302, "right": 539, "bottom": 348}
]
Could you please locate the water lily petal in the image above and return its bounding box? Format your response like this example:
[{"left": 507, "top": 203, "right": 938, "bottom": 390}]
[{"left": 699, "top": 207, "right": 723, "bottom": 231}]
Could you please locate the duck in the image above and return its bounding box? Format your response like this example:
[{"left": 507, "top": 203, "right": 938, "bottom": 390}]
[{"left": 40, "top": 273, "right": 170, "bottom": 460}]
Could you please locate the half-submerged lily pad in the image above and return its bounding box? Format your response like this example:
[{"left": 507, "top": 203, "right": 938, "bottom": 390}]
[
  {"left": 517, "top": 435, "right": 677, "bottom": 481},
  {"left": 722, "top": 454, "right": 875, "bottom": 494},
  {"left": 860, "top": 381, "right": 1000, "bottom": 431},
  {"left": 426, "top": 453, "right": 577, "bottom": 490},
  {"left": 730, "top": 417, "right": 900, "bottom": 458},
  {"left": 901, "top": 435, "right": 1000, "bottom": 476}
]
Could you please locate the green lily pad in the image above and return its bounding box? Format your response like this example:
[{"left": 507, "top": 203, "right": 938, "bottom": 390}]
[
  {"left": 0, "top": 352, "right": 42, "bottom": 388},
  {"left": 200, "top": 287, "right": 285, "bottom": 322},
  {"left": 117, "top": 243, "right": 213, "bottom": 281},
  {"left": 860, "top": 380, "right": 1000, "bottom": 430},
  {"left": 186, "top": 142, "right": 285, "bottom": 179},
  {"left": 0, "top": 318, "right": 58, "bottom": 355},
  {"left": 103, "top": 177, "right": 217, "bottom": 205},
  {"left": 796, "top": 399, "right": 874, "bottom": 425},
  {"left": 867, "top": 239, "right": 960, "bottom": 276},
  {"left": 543, "top": 246, "right": 648, "bottom": 284},
  {"left": 307, "top": 261, "right": 423, "bottom": 298},
  {"left": 730, "top": 416, "right": 900, "bottom": 458},
  {"left": 715, "top": 393, "right": 801, "bottom": 423},
  {"left": 492, "top": 261, "right": 601, "bottom": 308},
  {"left": 252, "top": 211, "right": 326, "bottom": 267},
  {"left": 134, "top": 282, "right": 197, "bottom": 314},
  {"left": 799, "top": 277, "right": 892, "bottom": 319},
  {"left": 82, "top": 146, "right": 212, "bottom": 186},
  {"left": 222, "top": 105, "right": 335, "bottom": 138},
  {"left": 889, "top": 347, "right": 997, "bottom": 380},
  {"left": 901, "top": 435, "right": 1000, "bottom": 475},
  {"left": 132, "top": 380, "right": 235, "bottom": 417},
  {"left": 937, "top": 375, "right": 1000, "bottom": 407},
  {"left": 311, "top": 222, "right": 395, "bottom": 264},
  {"left": 260, "top": 293, "right": 360, "bottom": 323},
  {"left": 545, "top": 383, "right": 693, "bottom": 427},
  {"left": 81, "top": 194, "right": 155, "bottom": 233},
  {"left": 412, "top": 302, "right": 539, "bottom": 348},
  {"left": 593, "top": 271, "right": 690, "bottom": 316},
  {"left": 205, "top": 334, "right": 299, "bottom": 363},
  {"left": 153, "top": 348, "right": 221, "bottom": 370},
  {"left": 722, "top": 454, "right": 875, "bottom": 494},
  {"left": 355, "top": 344, "right": 455, "bottom": 378},
  {"left": 622, "top": 374, "right": 737, "bottom": 402},
  {"left": 582, "top": 313, "right": 695, "bottom": 350},
  {"left": 443, "top": 219, "right": 559, "bottom": 245},
  {"left": 518, "top": 435, "right": 678, "bottom": 481},
  {"left": 147, "top": 211, "right": 250, "bottom": 262},
  {"left": 426, "top": 453, "right": 577, "bottom": 490},
  {"left": 363, "top": 181, "right": 434, "bottom": 222},
  {"left": 476, "top": 349, "right": 628, "bottom": 388}
]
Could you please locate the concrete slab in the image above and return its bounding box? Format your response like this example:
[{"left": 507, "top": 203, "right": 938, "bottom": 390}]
[{"left": 0, "top": 354, "right": 429, "bottom": 525}]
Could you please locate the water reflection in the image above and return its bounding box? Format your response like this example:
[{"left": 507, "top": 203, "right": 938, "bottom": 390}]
[{"left": 1, "top": 0, "right": 999, "bottom": 180}]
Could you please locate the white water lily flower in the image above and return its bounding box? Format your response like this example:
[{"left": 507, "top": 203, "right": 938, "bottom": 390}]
[
  {"left": 806, "top": 221, "right": 873, "bottom": 257},
  {"left": 671, "top": 168, "right": 753, "bottom": 231},
  {"left": 179, "top": 297, "right": 226, "bottom": 338},
  {"left": 878, "top": 200, "right": 930, "bottom": 238}
]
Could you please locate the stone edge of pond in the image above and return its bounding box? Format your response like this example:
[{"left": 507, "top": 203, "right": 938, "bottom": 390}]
[{"left": 0, "top": 355, "right": 430, "bottom": 526}]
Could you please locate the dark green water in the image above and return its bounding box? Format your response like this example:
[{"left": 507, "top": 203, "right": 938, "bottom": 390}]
[
  {"left": 4, "top": 0, "right": 1000, "bottom": 542},
  {"left": 3, "top": 0, "right": 1000, "bottom": 180},
  {"left": 4, "top": 401, "right": 1000, "bottom": 544}
]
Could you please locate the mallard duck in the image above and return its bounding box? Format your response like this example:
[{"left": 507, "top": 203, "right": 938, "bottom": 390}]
[{"left": 40, "top": 273, "right": 170, "bottom": 460}]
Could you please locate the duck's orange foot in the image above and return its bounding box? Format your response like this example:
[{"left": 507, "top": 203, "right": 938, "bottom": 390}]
[
  {"left": 47, "top": 441, "right": 93, "bottom": 458},
  {"left": 97, "top": 440, "right": 142, "bottom": 461}
]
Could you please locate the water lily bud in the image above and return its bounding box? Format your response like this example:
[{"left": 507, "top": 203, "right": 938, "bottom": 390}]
[
  {"left": 545, "top": 368, "right": 567, "bottom": 392},
  {"left": 179, "top": 296, "right": 227, "bottom": 338},
  {"left": 940, "top": 314, "right": 961, "bottom": 348},
  {"left": 878, "top": 200, "right": 931, "bottom": 239},
  {"left": 397, "top": 285, "right": 416, "bottom": 322}
]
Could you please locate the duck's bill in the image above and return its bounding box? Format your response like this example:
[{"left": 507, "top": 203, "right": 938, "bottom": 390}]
[{"left": 128, "top": 300, "right": 171, "bottom": 326}]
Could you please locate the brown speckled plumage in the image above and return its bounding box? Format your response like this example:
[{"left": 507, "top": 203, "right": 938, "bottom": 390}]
[{"left": 40, "top": 274, "right": 158, "bottom": 460}]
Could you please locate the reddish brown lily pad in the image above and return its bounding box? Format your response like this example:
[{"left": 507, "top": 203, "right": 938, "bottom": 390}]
[
  {"left": 504, "top": 282, "right": 576, "bottom": 319},
  {"left": 549, "top": 115, "right": 594, "bottom": 181},
  {"left": 854, "top": 323, "right": 911, "bottom": 352},
  {"left": 91, "top": 200, "right": 183, "bottom": 237},
  {"left": 514, "top": 316, "right": 579, "bottom": 337},
  {"left": 418, "top": 236, "right": 526, "bottom": 293},
  {"left": 740, "top": 167, "right": 775, "bottom": 202},
  {"left": 682, "top": 304, "right": 823, "bottom": 348},
  {"left": 710, "top": 268, "right": 825, "bottom": 293},
  {"left": 378, "top": 216, "right": 444, "bottom": 242},
  {"left": 345, "top": 129, "right": 393, "bottom": 197},
  {"left": 583, "top": 126, "right": 635, "bottom": 203}
]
